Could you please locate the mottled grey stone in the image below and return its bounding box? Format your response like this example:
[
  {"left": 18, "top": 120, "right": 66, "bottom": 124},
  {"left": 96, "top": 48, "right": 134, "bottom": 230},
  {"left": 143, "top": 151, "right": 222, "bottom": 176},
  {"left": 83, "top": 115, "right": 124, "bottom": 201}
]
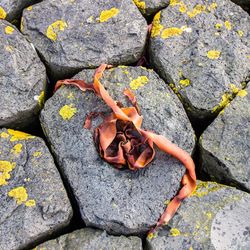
[
  {"left": 0, "top": 128, "right": 72, "bottom": 250},
  {"left": 35, "top": 228, "right": 142, "bottom": 250},
  {"left": 200, "top": 84, "right": 250, "bottom": 191},
  {"left": 133, "top": 0, "right": 169, "bottom": 16},
  {"left": 40, "top": 66, "right": 195, "bottom": 235},
  {"left": 21, "top": 0, "right": 148, "bottom": 79},
  {"left": 149, "top": 0, "right": 250, "bottom": 124},
  {"left": 0, "top": 0, "right": 40, "bottom": 21},
  {"left": 146, "top": 181, "right": 250, "bottom": 250},
  {"left": 0, "top": 19, "right": 46, "bottom": 130}
]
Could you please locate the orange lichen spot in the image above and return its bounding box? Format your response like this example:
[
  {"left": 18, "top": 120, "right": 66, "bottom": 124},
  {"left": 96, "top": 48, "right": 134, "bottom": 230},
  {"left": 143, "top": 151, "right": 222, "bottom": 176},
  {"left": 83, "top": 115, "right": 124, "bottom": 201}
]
[
  {"left": 133, "top": 0, "right": 146, "bottom": 12},
  {"left": 59, "top": 104, "right": 77, "bottom": 120},
  {"left": 0, "top": 161, "right": 16, "bottom": 186},
  {"left": 207, "top": 50, "right": 221, "bottom": 59},
  {"left": 179, "top": 79, "right": 191, "bottom": 87},
  {"left": 0, "top": 6, "right": 7, "bottom": 19},
  {"left": 224, "top": 21, "right": 232, "bottom": 30},
  {"left": 215, "top": 23, "right": 222, "bottom": 29},
  {"left": 99, "top": 8, "right": 120, "bottom": 23},
  {"left": 237, "top": 89, "right": 247, "bottom": 97},
  {"left": 0, "top": 132, "right": 9, "bottom": 138},
  {"left": 5, "top": 26, "right": 14, "bottom": 35},
  {"left": 27, "top": 6, "right": 33, "bottom": 11},
  {"left": 187, "top": 4, "right": 206, "bottom": 18},
  {"left": 33, "top": 151, "right": 42, "bottom": 157},
  {"left": 46, "top": 20, "right": 68, "bottom": 41},
  {"left": 129, "top": 76, "right": 148, "bottom": 90},
  {"left": 151, "top": 11, "right": 163, "bottom": 37},
  {"left": 8, "top": 129, "right": 35, "bottom": 142},
  {"left": 25, "top": 199, "right": 36, "bottom": 207},
  {"left": 11, "top": 144, "right": 23, "bottom": 155},
  {"left": 237, "top": 30, "right": 244, "bottom": 37},
  {"left": 8, "top": 186, "right": 28, "bottom": 204},
  {"left": 170, "top": 228, "right": 181, "bottom": 236}
]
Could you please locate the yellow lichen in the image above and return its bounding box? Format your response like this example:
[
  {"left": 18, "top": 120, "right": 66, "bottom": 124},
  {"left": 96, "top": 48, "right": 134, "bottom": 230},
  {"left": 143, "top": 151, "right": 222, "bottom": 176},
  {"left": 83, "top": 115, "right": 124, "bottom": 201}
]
[
  {"left": 67, "top": 92, "right": 75, "bottom": 99},
  {"left": 151, "top": 11, "right": 163, "bottom": 37},
  {"left": 0, "top": 161, "right": 16, "bottom": 186},
  {"left": 0, "top": 6, "right": 7, "bottom": 19},
  {"left": 59, "top": 104, "right": 77, "bottom": 120},
  {"left": 207, "top": 50, "right": 221, "bottom": 59},
  {"left": 208, "top": 2, "right": 217, "bottom": 11},
  {"left": 229, "top": 84, "right": 239, "bottom": 94},
  {"left": 147, "top": 231, "right": 158, "bottom": 240},
  {"left": 191, "top": 181, "right": 224, "bottom": 197},
  {"left": 8, "top": 129, "right": 35, "bottom": 142},
  {"left": 133, "top": 0, "right": 146, "bottom": 12},
  {"left": 189, "top": 247, "right": 194, "bottom": 250},
  {"left": 20, "top": 17, "right": 24, "bottom": 33},
  {"left": 169, "top": 0, "right": 181, "bottom": 6},
  {"left": 237, "top": 30, "right": 244, "bottom": 37},
  {"left": 5, "top": 26, "right": 14, "bottom": 35},
  {"left": 38, "top": 91, "right": 45, "bottom": 107},
  {"left": 187, "top": 4, "right": 206, "bottom": 18},
  {"left": 179, "top": 2, "right": 187, "bottom": 13},
  {"left": 215, "top": 23, "right": 222, "bottom": 29},
  {"left": 27, "top": 6, "right": 33, "bottom": 11},
  {"left": 11, "top": 144, "right": 23, "bottom": 155},
  {"left": 25, "top": 199, "right": 36, "bottom": 207},
  {"left": 206, "top": 212, "right": 212, "bottom": 219},
  {"left": 224, "top": 21, "right": 232, "bottom": 30},
  {"left": 8, "top": 186, "right": 28, "bottom": 204},
  {"left": 161, "top": 27, "right": 183, "bottom": 39},
  {"left": 33, "top": 151, "right": 42, "bottom": 157},
  {"left": 99, "top": 8, "right": 120, "bottom": 23},
  {"left": 237, "top": 89, "right": 247, "bottom": 97},
  {"left": 170, "top": 228, "right": 181, "bottom": 236},
  {"left": 0, "top": 132, "right": 9, "bottom": 138},
  {"left": 46, "top": 20, "right": 68, "bottom": 41},
  {"left": 212, "top": 93, "right": 230, "bottom": 113},
  {"left": 5, "top": 45, "right": 13, "bottom": 52},
  {"left": 129, "top": 76, "right": 148, "bottom": 90},
  {"left": 179, "top": 79, "right": 190, "bottom": 87}
]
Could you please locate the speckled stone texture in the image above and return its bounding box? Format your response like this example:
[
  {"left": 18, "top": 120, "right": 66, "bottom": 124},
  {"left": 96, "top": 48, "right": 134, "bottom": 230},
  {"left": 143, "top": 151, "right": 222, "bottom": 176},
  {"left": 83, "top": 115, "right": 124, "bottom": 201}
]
[
  {"left": 0, "top": 20, "right": 46, "bottom": 129},
  {"left": 35, "top": 228, "right": 143, "bottom": 250},
  {"left": 0, "top": 0, "right": 40, "bottom": 21},
  {"left": 0, "top": 128, "right": 72, "bottom": 250},
  {"left": 199, "top": 84, "right": 250, "bottom": 191},
  {"left": 146, "top": 181, "right": 250, "bottom": 250},
  {"left": 133, "top": 0, "right": 169, "bottom": 16},
  {"left": 40, "top": 66, "right": 195, "bottom": 235},
  {"left": 149, "top": 0, "right": 250, "bottom": 125},
  {"left": 21, "top": 0, "right": 148, "bottom": 79}
]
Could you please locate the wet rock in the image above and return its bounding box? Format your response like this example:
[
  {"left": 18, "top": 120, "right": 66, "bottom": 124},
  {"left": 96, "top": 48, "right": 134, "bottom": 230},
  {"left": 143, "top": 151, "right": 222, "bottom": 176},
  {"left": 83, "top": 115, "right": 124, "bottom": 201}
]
[
  {"left": 0, "top": 0, "right": 40, "bottom": 22},
  {"left": 0, "top": 128, "right": 72, "bottom": 250},
  {"left": 149, "top": 0, "right": 250, "bottom": 127},
  {"left": 146, "top": 181, "right": 250, "bottom": 250},
  {"left": 133, "top": 0, "right": 169, "bottom": 16},
  {"left": 40, "top": 66, "right": 195, "bottom": 235},
  {"left": 35, "top": 227, "right": 142, "bottom": 250},
  {"left": 0, "top": 19, "right": 46, "bottom": 130},
  {"left": 21, "top": 0, "right": 148, "bottom": 80},
  {"left": 199, "top": 84, "right": 250, "bottom": 191}
]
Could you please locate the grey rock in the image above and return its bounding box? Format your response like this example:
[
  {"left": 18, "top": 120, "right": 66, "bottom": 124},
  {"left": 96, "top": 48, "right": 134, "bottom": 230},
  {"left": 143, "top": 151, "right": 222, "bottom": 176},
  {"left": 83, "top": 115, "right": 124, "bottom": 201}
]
[
  {"left": 35, "top": 227, "right": 143, "bottom": 250},
  {"left": 0, "top": 128, "right": 72, "bottom": 250},
  {"left": 132, "top": 0, "right": 169, "bottom": 16},
  {"left": 40, "top": 66, "right": 195, "bottom": 235},
  {"left": 21, "top": 0, "right": 148, "bottom": 80},
  {"left": 199, "top": 84, "right": 250, "bottom": 191},
  {"left": 0, "top": 0, "right": 40, "bottom": 21},
  {"left": 0, "top": 19, "right": 46, "bottom": 130},
  {"left": 146, "top": 181, "right": 250, "bottom": 250},
  {"left": 149, "top": 0, "right": 250, "bottom": 124}
]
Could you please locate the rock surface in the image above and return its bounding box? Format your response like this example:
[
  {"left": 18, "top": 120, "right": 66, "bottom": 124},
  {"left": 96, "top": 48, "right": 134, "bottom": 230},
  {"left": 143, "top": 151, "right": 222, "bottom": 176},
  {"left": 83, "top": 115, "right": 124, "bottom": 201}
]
[
  {"left": 40, "top": 66, "right": 195, "bottom": 235},
  {"left": 0, "top": 0, "right": 40, "bottom": 21},
  {"left": 35, "top": 227, "right": 142, "bottom": 250},
  {"left": 0, "top": 128, "right": 72, "bottom": 250},
  {"left": 133, "top": 0, "right": 169, "bottom": 16},
  {"left": 0, "top": 19, "right": 46, "bottom": 129},
  {"left": 200, "top": 84, "right": 250, "bottom": 191},
  {"left": 149, "top": 0, "right": 250, "bottom": 125},
  {"left": 21, "top": 0, "right": 148, "bottom": 79},
  {"left": 146, "top": 181, "right": 250, "bottom": 250}
]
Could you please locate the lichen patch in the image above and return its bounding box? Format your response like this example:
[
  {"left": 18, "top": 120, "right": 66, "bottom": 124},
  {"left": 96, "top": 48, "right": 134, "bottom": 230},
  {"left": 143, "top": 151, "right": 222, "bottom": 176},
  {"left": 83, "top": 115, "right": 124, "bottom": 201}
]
[
  {"left": 99, "top": 8, "right": 120, "bottom": 23},
  {"left": 59, "top": 104, "right": 77, "bottom": 120},
  {"left": 0, "top": 6, "right": 7, "bottom": 19},
  {"left": 46, "top": 20, "right": 68, "bottom": 41},
  {"left": 129, "top": 76, "right": 148, "bottom": 90},
  {"left": 0, "top": 161, "right": 16, "bottom": 186}
]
